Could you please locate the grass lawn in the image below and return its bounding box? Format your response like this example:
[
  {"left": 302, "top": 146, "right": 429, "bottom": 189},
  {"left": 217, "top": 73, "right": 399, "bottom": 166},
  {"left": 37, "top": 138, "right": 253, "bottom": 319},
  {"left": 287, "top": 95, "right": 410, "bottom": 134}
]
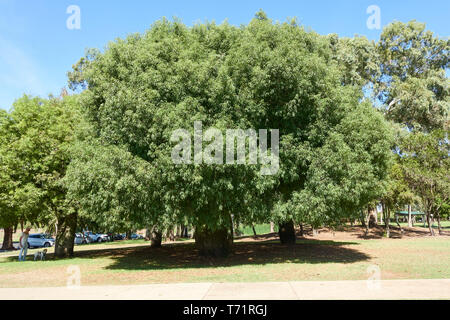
[
  {"left": 1, "top": 226, "right": 449, "bottom": 288},
  {"left": 393, "top": 220, "right": 450, "bottom": 228}
]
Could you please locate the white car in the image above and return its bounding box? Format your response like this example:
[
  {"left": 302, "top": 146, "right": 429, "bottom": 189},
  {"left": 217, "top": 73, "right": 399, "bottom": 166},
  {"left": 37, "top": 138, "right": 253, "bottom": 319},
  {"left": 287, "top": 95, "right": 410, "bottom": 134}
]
[
  {"left": 84, "top": 232, "right": 110, "bottom": 243},
  {"left": 27, "top": 233, "right": 55, "bottom": 248},
  {"left": 74, "top": 233, "right": 90, "bottom": 245}
]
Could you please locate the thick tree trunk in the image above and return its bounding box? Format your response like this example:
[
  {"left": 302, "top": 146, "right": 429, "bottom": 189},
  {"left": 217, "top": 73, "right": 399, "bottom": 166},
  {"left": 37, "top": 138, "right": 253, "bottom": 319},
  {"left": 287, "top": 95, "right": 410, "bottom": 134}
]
[
  {"left": 270, "top": 222, "right": 275, "bottom": 233},
  {"left": 150, "top": 227, "right": 162, "bottom": 248},
  {"left": 194, "top": 225, "right": 233, "bottom": 257},
  {"left": 278, "top": 220, "right": 296, "bottom": 245},
  {"left": 54, "top": 212, "right": 78, "bottom": 258},
  {"left": 1, "top": 227, "right": 14, "bottom": 251},
  {"left": 299, "top": 224, "right": 304, "bottom": 237}
]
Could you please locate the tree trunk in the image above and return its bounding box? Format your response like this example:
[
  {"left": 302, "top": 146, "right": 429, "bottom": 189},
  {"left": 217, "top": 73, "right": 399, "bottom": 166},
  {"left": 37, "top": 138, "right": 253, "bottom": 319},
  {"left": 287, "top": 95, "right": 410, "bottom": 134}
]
[
  {"left": 150, "top": 227, "right": 162, "bottom": 248},
  {"left": 194, "top": 225, "right": 233, "bottom": 257},
  {"left": 382, "top": 202, "right": 390, "bottom": 238},
  {"left": 299, "top": 224, "right": 304, "bottom": 237},
  {"left": 436, "top": 212, "right": 442, "bottom": 235},
  {"left": 252, "top": 225, "right": 257, "bottom": 238},
  {"left": 278, "top": 220, "right": 296, "bottom": 245},
  {"left": 270, "top": 222, "right": 275, "bottom": 233},
  {"left": 54, "top": 212, "right": 78, "bottom": 258},
  {"left": 369, "top": 208, "right": 377, "bottom": 228},
  {"left": 176, "top": 225, "right": 182, "bottom": 238},
  {"left": 426, "top": 211, "right": 435, "bottom": 236},
  {"left": 408, "top": 204, "right": 412, "bottom": 227},
  {"left": 1, "top": 227, "right": 14, "bottom": 251},
  {"left": 364, "top": 209, "right": 370, "bottom": 236}
]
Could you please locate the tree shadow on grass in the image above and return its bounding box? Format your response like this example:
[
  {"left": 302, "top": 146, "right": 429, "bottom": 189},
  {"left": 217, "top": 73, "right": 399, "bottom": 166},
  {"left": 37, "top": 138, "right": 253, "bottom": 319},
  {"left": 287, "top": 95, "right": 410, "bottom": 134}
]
[
  {"left": 0, "top": 238, "right": 369, "bottom": 269},
  {"left": 353, "top": 225, "right": 450, "bottom": 239},
  {"left": 99, "top": 238, "right": 369, "bottom": 271}
]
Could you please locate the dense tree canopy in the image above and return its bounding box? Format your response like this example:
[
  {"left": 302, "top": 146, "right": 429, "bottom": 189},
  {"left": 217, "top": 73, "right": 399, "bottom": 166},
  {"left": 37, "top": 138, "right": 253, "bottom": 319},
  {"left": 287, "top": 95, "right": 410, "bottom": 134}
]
[
  {"left": 0, "top": 95, "right": 81, "bottom": 256},
  {"left": 3, "top": 14, "right": 446, "bottom": 258},
  {"left": 65, "top": 12, "right": 393, "bottom": 255},
  {"left": 399, "top": 129, "right": 449, "bottom": 235},
  {"left": 374, "top": 20, "right": 449, "bottom": 132}
]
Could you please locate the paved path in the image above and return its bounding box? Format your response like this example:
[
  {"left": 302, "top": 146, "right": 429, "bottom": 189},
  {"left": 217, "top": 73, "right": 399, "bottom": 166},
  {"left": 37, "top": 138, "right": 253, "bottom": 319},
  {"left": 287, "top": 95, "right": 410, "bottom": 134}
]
[{"left": 0, "top": 279, "right": 449, "bottom": 300}]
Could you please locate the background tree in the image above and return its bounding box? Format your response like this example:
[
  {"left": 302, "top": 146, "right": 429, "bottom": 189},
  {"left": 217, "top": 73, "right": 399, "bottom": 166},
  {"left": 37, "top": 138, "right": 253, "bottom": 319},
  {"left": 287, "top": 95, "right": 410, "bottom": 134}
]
[
  {"left": 0, "top": 109, "right": 19, "bottom": 250},
  {"left": 1, "top": 95, "right": 81, "bottom": 257},
  {"left": 372, "top": 21, "right": 449, "bottom": 235},
  {"left": 399, "top": 129, "right": 449, "bottom": 235},
  {"left": 374, "top": 20, "right": 449, "bottom": 132},
  {"left": 65, "top": 140, "right": 161, "bottom": 241}
]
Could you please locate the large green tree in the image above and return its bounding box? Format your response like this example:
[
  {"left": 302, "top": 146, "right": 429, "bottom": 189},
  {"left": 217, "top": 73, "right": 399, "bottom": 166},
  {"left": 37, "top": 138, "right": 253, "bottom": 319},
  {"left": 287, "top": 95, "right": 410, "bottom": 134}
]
[
  {"left": 0, "top": 95, "right": 81, "bottom": 257},
  {"left": 0, "top": 109, "right": 20, "bottom": 250},
  {"left": 372, "top": 21, "right": 449, "bottom": 236},
  {"left": 68, "top": 13, "right": 393, "bottom": 255}
]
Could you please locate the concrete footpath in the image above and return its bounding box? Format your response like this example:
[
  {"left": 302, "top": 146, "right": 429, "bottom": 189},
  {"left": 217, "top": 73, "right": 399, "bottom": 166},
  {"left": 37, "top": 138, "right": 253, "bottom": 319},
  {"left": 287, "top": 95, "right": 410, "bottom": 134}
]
[{"left": 0, "top": 279, "right": 449, "bottom": 300}]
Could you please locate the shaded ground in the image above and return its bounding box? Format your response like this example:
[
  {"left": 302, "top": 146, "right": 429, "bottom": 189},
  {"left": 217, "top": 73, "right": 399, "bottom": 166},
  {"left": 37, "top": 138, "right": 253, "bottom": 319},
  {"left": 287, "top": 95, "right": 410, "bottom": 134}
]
[{"left": 0, "top": 226, "right": 449, "bottom": 288}]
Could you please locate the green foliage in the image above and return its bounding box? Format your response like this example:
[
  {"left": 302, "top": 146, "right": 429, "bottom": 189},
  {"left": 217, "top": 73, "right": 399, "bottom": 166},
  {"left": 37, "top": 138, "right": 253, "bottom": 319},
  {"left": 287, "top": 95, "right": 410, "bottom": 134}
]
[
  {"left": 329, "top": 35, "right": 379, "bottom": 88},
  {"left": 67, "top": 13, "right": 393, "bottom": 234},
  {"left": 289, "top": 102, "right": 393, "bottom": 226},
  {"left": 399, "top": 129, "right": 449, "bottom": 216},
  {"left": 0, "top": 95, "right": 81, "bottom": 229},
  {"left": 65, "top": 141, "right": 160, "bottom": 232},
  {"left": 375, "top": 21, "right": 449, "bottom": 132}
]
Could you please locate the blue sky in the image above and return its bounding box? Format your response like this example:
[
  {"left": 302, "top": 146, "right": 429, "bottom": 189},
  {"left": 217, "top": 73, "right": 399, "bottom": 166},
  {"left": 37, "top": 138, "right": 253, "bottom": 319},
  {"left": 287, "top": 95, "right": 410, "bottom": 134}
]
[{"left": 0, "top": 0, "right": 449, "bottom": 110}]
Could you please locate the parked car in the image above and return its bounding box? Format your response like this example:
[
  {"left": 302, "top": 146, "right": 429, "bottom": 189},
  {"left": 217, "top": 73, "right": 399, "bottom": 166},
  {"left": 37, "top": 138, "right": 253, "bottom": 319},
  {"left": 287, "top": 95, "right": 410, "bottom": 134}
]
[
  {"left": 131, "top": 234, "right": 144, "bottom": 240},
  {"left": 84, "top": 231, "right": 110, "bottom": 243},
  {"left": 74, "top": 233, "right": 90, "bottom": 245},
  {"left": 113, "top": 234, "right": 125, "bottom": 240},
  {"left": 27, "top": 233, "right": 55, "bottom": 248}
]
